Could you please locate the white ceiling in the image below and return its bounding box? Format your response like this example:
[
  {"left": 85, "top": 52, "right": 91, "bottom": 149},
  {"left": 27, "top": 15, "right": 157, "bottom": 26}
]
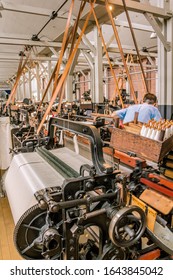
[{"left": 0, "top": 0, "right": 164, "bottom": 87}]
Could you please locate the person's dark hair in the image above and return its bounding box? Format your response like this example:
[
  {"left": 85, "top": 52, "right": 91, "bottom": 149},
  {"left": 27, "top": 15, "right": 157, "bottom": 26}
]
[{"left": 143, "top": 93, "right": 157, "bottom": 104}]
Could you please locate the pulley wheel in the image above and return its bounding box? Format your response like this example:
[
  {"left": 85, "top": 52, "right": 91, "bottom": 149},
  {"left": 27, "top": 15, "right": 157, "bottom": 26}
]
[{"left": 14, "top": 204, "right": 62, "bottom": 259}]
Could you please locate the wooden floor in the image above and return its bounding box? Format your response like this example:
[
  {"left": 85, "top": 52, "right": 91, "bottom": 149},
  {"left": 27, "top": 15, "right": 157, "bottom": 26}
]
[{"left": 0, "top": 196, "right": 22, "bottom": 260}]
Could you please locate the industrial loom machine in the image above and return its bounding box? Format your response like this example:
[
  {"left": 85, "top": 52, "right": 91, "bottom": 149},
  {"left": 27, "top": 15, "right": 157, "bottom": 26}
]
[{"left": 4, "top": 117, "right": 173, "bottom": 260}]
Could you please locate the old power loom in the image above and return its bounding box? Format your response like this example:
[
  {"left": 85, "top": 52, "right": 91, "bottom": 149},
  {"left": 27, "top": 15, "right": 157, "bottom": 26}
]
[{"left": 4, "top": 117, "right": 173, "bottom": 260}]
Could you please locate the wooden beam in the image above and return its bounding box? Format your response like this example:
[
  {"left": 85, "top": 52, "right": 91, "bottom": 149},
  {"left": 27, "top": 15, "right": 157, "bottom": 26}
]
[{"left": 88, "top": 0, "right": 172, "bottom": 18}]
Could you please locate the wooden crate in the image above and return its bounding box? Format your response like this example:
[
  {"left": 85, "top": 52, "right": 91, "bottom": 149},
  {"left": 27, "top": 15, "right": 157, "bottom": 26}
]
[{"left": 110, "top": 127, "right": 173, "bottom": 163}]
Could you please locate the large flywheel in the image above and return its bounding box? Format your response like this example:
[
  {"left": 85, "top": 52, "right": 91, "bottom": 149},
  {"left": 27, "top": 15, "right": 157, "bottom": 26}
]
[{"left": 14, "top": 204, "right": 63, "bottom": 259}]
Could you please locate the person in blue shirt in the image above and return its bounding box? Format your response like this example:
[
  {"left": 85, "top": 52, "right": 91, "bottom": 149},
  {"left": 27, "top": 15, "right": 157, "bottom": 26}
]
[{"left": 111, "top": 93, "right": 162, "bottom": 124}]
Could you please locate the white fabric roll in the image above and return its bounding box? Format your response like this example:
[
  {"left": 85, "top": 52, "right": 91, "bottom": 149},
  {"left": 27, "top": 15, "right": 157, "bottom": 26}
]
[{"left": 0, "top": 117, "right": 12, "bottom": 169}]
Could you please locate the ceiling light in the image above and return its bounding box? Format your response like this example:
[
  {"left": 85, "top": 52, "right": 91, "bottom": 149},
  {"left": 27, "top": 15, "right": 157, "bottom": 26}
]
[
  {"left": 150, "top": 32, "right": 157, "bottom": 39},
  {"left": 109, "top": 5, "right": 113, "bottom": 11}
]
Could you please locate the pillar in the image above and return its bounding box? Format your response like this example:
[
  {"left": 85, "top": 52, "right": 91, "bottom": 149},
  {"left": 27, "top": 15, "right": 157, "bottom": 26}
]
[
  {"left": 93, "top": 26, "right": 103, "bottom": 103},
  {"left": 158, "top": 0, "right": 173, "bottom": 119}
]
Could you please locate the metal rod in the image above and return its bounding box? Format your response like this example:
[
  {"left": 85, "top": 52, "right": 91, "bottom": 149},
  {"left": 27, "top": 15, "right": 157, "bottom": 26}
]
[
  {"left": 56, "top": 192, "right": 117, "bottom": 210},
  {"left": 84, "top": 208, "right": 106, "bottom": 219},
  {"left": 36, "top": 0, "right": 68, "bottom": 37}
]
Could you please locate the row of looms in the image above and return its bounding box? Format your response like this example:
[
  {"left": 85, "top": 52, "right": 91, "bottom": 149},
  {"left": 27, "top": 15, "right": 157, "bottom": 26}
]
[{"left": 0, "top": 0, "right": 173, "bottom": 261}]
